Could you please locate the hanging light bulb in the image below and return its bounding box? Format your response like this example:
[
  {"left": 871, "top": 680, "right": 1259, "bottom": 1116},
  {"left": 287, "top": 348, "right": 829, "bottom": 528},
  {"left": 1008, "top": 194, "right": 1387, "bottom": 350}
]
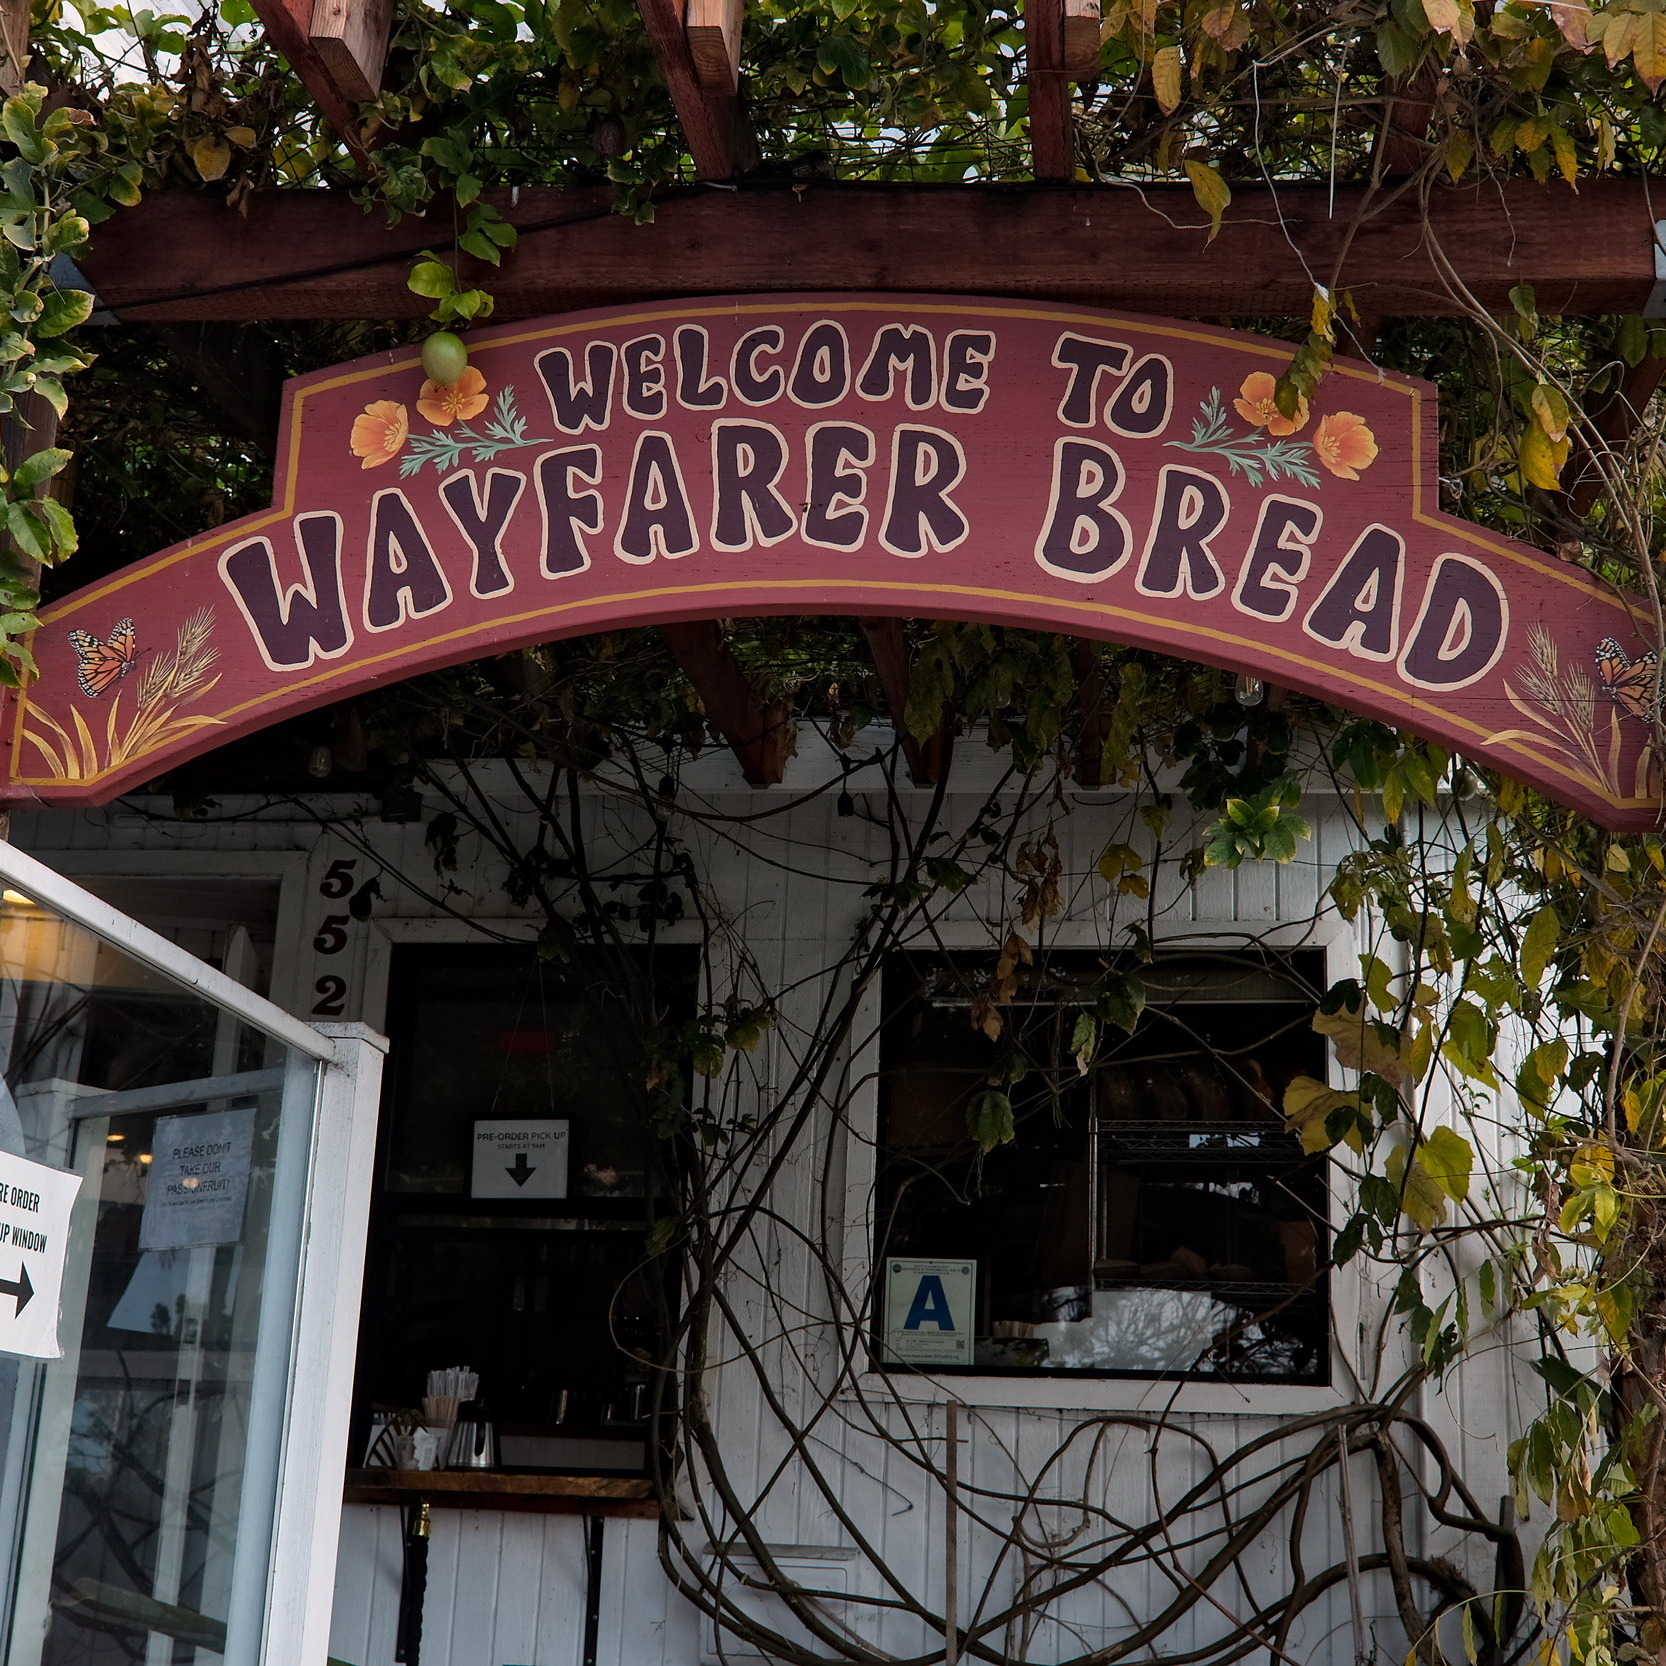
[
  {"left": 307, "top": 745, "right": 333, "bottom": 778},
  {"left": 1234, "top": 674, "right": 1265, "bottom": 708}
]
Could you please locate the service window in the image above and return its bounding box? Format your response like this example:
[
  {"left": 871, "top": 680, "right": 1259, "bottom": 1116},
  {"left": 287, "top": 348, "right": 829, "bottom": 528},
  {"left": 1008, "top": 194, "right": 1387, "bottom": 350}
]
[
  {"left": 875, "top": 951, "right": 1330, "bottom": 1385},
  {"left": 352, "top": 943, "right": 693, "bottom": 1476}
]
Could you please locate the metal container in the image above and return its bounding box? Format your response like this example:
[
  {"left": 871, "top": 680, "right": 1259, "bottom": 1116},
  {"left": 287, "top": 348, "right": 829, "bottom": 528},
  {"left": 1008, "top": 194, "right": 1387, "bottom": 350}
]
[{"left": 445, "top": 1404, "right": 496, "bottom": 1471}]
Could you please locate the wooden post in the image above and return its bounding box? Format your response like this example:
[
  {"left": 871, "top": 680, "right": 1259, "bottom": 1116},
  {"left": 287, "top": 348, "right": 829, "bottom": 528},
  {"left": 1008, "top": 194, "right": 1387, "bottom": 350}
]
[
  {"left": 1062, "top": 0, "right": 1101, "bottom": 76},
  {"left": 857, "top": 618, "right": 946, "bottom": 785},
  {"left": 150, "top": 322, "right": 286, "bottom": 452},
  {"left": 635, "top": 0, "right": 755, "bottom": 179},
  {"left": 1028, "top": 0, "right": 1098, "bottom": 179},
  {"left": 308, "top": 0, "right": 394, "bottom": 103},
  {"left": 0, "top": 0, "right": 27, "bottom": 96},
  {"left": 1026, "top": 0, "right": 1072, "bottom": 181},
  {"left": 246, "top": 0, "right": 376, "bottom": 167},
  {"left": 1565, "top": 354, "right": 1666, "bottom": 518},
  {"left": 659, "top": 620, "right": 793, "bottom": 785},
  {"left": 1373, "top": 65, "right": 1441, "bottom": 180},
  {"left": 687, "top": 0, "right": 744, "bottom": 93},
  {"left": 1072, "top": 639, "right": 1110, "bottom": 788}
]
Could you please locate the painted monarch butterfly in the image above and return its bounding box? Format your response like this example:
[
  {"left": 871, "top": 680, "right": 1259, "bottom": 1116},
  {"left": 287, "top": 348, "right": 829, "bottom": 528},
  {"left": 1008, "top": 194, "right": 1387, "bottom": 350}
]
[
  {"left": 67, "top": 618, "right": 137, "bottom": 698},
  {"left": 1595, "top": 636, "right": 1661, "bottom": 723}
]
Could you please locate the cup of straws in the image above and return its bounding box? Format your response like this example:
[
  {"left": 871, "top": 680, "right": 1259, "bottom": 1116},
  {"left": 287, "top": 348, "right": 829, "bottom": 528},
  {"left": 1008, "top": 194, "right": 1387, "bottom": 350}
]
[{"left": 422, "top": 1365, "right": 479, "bottom": 1455}]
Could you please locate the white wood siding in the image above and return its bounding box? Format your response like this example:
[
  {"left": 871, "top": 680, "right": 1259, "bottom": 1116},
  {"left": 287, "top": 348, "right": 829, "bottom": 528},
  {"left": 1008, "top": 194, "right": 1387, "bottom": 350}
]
[{"left": 13, "top": 752, "right": 1538, "bottom": 1666}]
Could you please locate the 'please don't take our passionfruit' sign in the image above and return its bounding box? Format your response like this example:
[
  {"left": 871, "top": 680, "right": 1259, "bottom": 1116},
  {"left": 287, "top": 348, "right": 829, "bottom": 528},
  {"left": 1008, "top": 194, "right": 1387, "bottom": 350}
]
[{"left": 1, "top": 293, "right": 1659, "bottom": 826}]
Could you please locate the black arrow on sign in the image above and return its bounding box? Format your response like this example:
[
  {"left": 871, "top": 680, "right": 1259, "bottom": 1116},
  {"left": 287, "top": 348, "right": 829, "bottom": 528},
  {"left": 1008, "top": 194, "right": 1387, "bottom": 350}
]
[
  {"left": 0, "top": 1263, "right": 33, "bottom": 1316},
  {"left": 506, "top": 1152, "right": 536, "bottom": 1188}
]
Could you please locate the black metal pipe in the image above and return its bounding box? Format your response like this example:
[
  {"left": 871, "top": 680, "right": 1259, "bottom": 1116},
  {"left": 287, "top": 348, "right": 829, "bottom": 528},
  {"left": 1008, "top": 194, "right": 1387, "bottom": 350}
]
[{"left": 582, "top": 1514, "right": 606, "bottom": 1666}]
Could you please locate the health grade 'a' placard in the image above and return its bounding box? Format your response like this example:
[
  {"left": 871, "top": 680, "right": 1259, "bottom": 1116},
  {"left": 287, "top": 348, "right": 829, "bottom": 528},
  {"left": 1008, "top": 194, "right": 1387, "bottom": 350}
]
[
  {"left": 0, "top": 1148, "right": 81, "bottom": 1360},
  {"left": 884, "top": 1257, "right": 976, "bottom": 1366}
]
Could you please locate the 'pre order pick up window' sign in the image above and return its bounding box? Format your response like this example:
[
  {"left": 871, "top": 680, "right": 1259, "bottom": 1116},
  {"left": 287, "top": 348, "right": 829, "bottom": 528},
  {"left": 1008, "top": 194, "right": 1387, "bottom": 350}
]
[{"left": 0, "top": 1149, "right": 81, "bottom": 1360}]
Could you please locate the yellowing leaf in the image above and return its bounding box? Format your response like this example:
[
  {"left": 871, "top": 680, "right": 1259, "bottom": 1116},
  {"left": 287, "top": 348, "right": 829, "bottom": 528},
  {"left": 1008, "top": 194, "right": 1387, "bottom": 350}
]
[
  {"left": 1313, "top": 1004, "right": 1410, "bottom": 1089},
  {"left": 1518, "top": 421, "right": 1570, "bottom": 490},
  {"left": 1550, "top": 0, "right": 1591, "bottom": 49},
  {"left": 1417, "top": 1125, "right": 1474, "bottom": 1203},
  {"left": 1386, "top": 1142, "right": 1448, "bottom": 1232},
  {"left": 1184, "top": 158, "right": 1231, "bottom": 243},
  {"left": 1515, "top": 116, "right": 1547, "bottom": 155},
  {"left": 1407, "top": 1018, "right": 1434, "bottom": 1085},
  {"left": 190, "top": 134, "right": 232, "bottom": 182},
  {"left": 1636, "top": 11, "right": 1666, "bottom": 89},
  {"left": 1445, "top": 127, "right": 1475, "bottom": 181},
  {"left": 1382, "top": 768, "right": 1404, "bottom": 826},
  {"left": 1548, "top": 124, "right": 1578, "bottom": 189},
  {"left": 1602, "top": 8, "right": 1638, "bottom": 68},
  {"left": 1310, "top": 287, "right": 1335, "bottom": 344},
  {"left": 1520, "top": 902, "right": 1561, "bottom": 987},
  {"left": 1360, "top": 952, "right": 1396, "bottom": 1013},
  {"left": 1199, "top": 2, "right": 1236, "bottom": 38},
  {"left": 1283, "top": 1075, "right": 1364, "bottom": 1154},
  {"left": 1423, "top": 0, "right": 1460, "bottom": 32},
  {"left": 1570, "top": 1139, "right": 1615, "bottom": 1186},
  {"left": 1152, "top": 44, "right": 1183, "bottom": 113}
]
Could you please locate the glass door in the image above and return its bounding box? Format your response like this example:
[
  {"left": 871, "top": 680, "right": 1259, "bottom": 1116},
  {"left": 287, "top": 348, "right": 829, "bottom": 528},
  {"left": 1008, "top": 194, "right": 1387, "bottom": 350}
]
[{"left": 0, "top": 845, "right": 383, "bottom": 1666}]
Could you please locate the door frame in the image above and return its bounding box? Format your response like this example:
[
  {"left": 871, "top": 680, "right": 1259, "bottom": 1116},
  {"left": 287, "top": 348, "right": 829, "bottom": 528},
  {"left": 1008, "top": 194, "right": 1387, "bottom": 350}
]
[{"left": 0, "top": 841, "right": 388, "bottom": 1666}]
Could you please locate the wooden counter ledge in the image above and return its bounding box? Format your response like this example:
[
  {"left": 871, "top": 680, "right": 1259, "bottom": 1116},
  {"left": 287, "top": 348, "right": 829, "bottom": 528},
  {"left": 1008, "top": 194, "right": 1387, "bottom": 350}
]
[{"left": 343, "top": 1468, "right": 663, "bottom": 1518}]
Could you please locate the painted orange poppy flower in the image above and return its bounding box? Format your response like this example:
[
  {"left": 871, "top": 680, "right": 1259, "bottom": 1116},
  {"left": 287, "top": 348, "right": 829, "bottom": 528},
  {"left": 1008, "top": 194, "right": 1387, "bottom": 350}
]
[
  {"left": 1313, "top": 411, "right": 1379, "bottom": 480},
  {"left": 350, "top": 401, "right": 408, "bottom": 469},
  {"left": 1232, "top": 371, "right": 1308, "bottom": 436},
  {"left": 417, "top": 366, "right": 490, "bottom": 427}
]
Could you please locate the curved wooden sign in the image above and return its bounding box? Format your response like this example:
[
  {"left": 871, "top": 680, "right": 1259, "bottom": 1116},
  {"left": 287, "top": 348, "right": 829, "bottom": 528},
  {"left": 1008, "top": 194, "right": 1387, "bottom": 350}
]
[{"left": 2, "top": 294, "right": 1659, "bottom": 825}]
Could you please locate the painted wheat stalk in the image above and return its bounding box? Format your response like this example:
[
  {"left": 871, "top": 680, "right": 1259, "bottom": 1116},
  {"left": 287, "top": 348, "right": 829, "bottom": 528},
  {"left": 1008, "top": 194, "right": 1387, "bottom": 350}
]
[
  {"left": 105, "top": 609, "right": 224, "bottom": 770},
  {"left": 1494, "top": 623, "right": 1621, "bottom": 796}
]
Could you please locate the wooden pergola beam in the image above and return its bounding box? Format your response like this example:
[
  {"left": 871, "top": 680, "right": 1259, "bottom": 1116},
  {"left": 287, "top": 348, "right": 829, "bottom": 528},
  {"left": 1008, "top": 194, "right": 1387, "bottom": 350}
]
[
  {"left": 857, "top": 618, "right": 945, "bottom": 785},
  {"left": 636, "top": 0, "right": 754, "bottom": 180},
  {"left": 687, "top": 0, "right": 744, "bottom": 92},
  {"left": 246, "top": 0, "right": 380, "bottom": 167},
  {"left": 1026, "top": 0, "right": 1072, "bottom": 182},
  {"left": 1374, "top": 65, "right": 1441, "bottom": 180},
  {"left": 1071, "top": 639, "right": 1110, "bottom": 788},
  {"left": 0, "top": 0, "right": 28, "bottom": 94},
  {"left": 1565, "top": 355, "right": 1666, "bottom": 517},
  {"left": 150, "top": 322, "right": 286, "bottom": 451},
  {"left": 1026, "top": 0, "right": 1099, "bottom": 181},
  {"left": 659, "top": 621, "right": 794, "bottom": 785},
  {"left": 309, "top": 0, "right": 394, "bottom": 102},
  {"left": 76, "top": 179, "right": 1662, "bottom": 323}
]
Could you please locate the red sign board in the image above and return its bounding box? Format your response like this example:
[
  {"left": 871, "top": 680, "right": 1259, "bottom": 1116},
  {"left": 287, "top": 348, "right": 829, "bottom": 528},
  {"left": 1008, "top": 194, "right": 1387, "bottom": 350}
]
[{"left": 1, "top": 294, "right": 1658, "bottom": 825}]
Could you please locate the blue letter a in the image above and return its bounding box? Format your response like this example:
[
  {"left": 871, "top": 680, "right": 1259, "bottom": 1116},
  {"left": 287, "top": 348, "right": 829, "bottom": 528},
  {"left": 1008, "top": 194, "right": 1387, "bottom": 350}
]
[{"left": 903, "top": 1275, "right": 955, "bottom": 1332}]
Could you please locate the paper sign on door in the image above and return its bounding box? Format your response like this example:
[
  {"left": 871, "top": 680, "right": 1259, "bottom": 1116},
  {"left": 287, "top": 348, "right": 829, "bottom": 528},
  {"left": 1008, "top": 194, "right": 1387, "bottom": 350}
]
[
  {"left": 471, "top": 1119, "right": 569, "bottom": 1199},
  {"left": 140, "top": 1107, "right": 257, "bottom": 1251},
  {"left": 0, "top": 1148, "right": 82, "bottom": 1360}
]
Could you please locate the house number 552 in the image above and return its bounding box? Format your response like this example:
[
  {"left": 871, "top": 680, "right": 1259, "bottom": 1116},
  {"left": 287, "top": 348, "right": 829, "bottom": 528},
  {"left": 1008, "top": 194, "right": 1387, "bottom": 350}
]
[{"left": 310, "top": 857, "right": 358, "bottom": 1016}]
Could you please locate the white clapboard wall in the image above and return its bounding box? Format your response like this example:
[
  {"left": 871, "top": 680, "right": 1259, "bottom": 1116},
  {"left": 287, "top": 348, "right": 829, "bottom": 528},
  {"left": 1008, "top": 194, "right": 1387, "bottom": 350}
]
[{"left": 12, "top": 736, "right": 1537, "bottom": 1666}]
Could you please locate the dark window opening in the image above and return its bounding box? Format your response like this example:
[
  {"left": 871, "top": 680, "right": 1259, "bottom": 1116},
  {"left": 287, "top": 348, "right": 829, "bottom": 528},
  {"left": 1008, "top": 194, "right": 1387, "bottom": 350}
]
[
  {"left": 875, "top": 950, "right": 1330, "bottom": 1385},
  {"left": 351, "top": 943, "right": 693, "bottom": 1477}
]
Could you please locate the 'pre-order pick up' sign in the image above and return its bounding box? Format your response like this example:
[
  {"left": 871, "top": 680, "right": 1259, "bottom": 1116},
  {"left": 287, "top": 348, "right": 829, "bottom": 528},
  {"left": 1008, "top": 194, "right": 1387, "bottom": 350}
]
[{"left": 0, "top": 1148, "right": 81, "bottom": 1359}]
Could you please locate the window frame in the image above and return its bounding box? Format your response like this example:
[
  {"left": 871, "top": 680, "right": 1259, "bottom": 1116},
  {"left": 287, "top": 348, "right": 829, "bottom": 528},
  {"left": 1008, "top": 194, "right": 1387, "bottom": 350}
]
[
  {"left": 355, "top": 914, "right": 709, "bottom": 1477},
  {"left": 839, "top": 916, "right": 1366, "bottom": 1416}
]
